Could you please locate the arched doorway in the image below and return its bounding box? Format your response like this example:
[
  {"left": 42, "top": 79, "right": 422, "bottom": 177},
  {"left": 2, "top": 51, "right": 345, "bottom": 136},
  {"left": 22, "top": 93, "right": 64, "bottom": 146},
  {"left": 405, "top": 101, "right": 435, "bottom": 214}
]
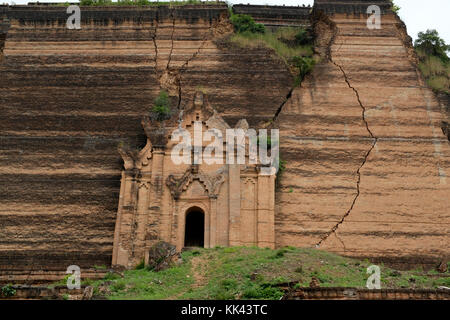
[{"left": 184, "top": 207, "right": 205, "bottom": 247}]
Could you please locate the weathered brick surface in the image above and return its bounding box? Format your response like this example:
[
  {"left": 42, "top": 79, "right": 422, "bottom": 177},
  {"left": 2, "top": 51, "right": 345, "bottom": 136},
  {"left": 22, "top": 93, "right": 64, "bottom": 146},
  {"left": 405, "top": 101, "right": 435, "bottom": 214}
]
[
  {"left": 0, "top": 2, "right": 448, "bottom": 276},
  {"left": 275, "top": 6, "right": 450, "bottom": 269}
]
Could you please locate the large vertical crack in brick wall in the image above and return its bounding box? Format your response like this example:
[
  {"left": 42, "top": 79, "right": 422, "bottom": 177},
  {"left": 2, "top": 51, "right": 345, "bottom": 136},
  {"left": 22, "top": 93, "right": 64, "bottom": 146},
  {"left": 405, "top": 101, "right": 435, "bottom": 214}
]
[{"left": 275, "top": 7, "right": 449, "bottom": 269}]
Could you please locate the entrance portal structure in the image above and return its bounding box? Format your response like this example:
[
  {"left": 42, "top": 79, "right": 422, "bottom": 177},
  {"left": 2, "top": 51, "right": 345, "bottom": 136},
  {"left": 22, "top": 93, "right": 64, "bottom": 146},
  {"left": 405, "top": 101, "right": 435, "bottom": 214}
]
[{"left": 112, "top": 93, "right": 276, "bottom": 268}]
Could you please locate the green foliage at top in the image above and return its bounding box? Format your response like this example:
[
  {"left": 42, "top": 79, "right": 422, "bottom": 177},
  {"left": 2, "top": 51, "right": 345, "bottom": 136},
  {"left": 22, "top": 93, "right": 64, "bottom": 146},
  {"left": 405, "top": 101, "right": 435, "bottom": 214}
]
[
  {"left": 73, "top": 246, "right": 450, "bottom": 300},
  {"left": 414, "top": 29, "right": 450, "bottom": 94},
  {"left": 230, "top": 14, "right": 265, "bottom": 34},
  {"left": 151, "top": 90, "right": 172, "bottom": 122},
  {"left": 47, "top": 274, "right": 71, "bottom": 288},
  {"left": 415, "top": 29, "right": 450, "bottom": 63},
  {"left": 294, "top": 28, "right": 313, "bottom": 46},
  {"left": 103, "top": 271, "right": 122, "bottom": 281},
  {"left": 256, "top": 135, "right": 285, "bottom": 188},
  {"left": 1, "top": 284, "right": 16, "bottom": 297},
  {"left": 292, "top": 55, "right": 316, "bottom": 85}
]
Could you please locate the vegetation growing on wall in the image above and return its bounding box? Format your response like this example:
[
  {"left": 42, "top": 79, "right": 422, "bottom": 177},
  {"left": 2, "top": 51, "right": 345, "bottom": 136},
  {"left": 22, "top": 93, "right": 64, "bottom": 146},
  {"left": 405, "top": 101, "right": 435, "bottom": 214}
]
[
  {"left": 73, "top": 247, "right": 450, "bottom": 300},
  {"left": 414, "top": 29, "right": 450, "bottom": 94},
  {"left": 228, "top": 13, "right": 316, "bottom": 87},
  {"left": 151, "top": 90, "right": 172, "bottom": 122},
  {"left": 230, "top": 13, "right": 265, "bottom": 34},
  {"left": 389, "top": 0, "right": 400, "bottom": 14},
  {"left": 1, "top": 284, "right": 16, "bottom": 297}
]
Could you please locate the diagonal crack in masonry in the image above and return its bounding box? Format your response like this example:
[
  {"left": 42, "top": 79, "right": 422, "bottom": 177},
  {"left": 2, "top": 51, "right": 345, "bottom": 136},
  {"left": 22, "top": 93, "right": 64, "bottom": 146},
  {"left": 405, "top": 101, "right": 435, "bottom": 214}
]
[
  {"left": 152, "top": 8, "right": 213, "bottom": 110},
  {"left": 176, "top": 22, "right": 213, "bottom": 110},
  {"left": 335, "top": 62, "right": 377, "bottom": 139},
  {"left": 179, "top": 31, "right": 210, "bottom": 73},
  {"left": 166, "top": 15, "right": 176, "bottom": 71},
  {"left": 271, "top": 87, "right": 294, "bottom": 124},
  {"left": 152, "top": 19, "right": 159, "bottom": 80},
  {"left": 260, "top": 16, "right": 377, "bottom": 249},
  {"left": 316, "top": 59, "right": 378, "bottom": 248}
]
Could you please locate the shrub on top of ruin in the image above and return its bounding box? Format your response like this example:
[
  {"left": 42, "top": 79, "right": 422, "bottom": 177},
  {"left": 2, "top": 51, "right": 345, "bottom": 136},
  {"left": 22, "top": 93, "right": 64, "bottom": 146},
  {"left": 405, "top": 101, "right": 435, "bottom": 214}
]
[
  {"left": 1, "top": 284, "right": 16, "bottom": 297},
  {"left": 230, "top": 14, "right": 265, "bottom": 34},
  {"left": 150, "top": 90, "right": 172, "bottom": 122},
  {"left": 294, "top": 28, "right": 313, "bottom": 46},
  {"left": 415, "top": 29, "right": 450, "bottom": 63},
  {"left": 241, "top": 283, "right": 283, "bottom": 299},
  {"left": 103, "top": 271, "right": 121, "bottom": 281}
]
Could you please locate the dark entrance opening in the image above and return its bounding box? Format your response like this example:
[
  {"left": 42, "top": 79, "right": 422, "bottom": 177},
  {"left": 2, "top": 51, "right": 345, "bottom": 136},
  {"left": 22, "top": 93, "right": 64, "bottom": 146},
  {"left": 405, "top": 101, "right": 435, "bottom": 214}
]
[{"left": 184, "top": 207, "right": 205, "bottom": 248}]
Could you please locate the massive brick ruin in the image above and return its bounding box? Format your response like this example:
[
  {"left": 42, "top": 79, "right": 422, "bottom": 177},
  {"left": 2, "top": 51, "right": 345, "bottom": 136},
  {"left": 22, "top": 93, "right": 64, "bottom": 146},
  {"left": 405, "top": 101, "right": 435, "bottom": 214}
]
[
  {"left": 113, "top": 92, "right": 277, "bottom": 268},
  {"left": 0, "top": 1, "right": 448, "bottom": 282}
]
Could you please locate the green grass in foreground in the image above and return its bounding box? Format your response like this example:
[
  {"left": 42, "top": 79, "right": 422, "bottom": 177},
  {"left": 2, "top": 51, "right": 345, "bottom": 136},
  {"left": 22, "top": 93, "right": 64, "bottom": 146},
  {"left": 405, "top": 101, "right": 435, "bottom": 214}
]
[{"left": 76, "top": 247, "right": 449, "bottom": 300}]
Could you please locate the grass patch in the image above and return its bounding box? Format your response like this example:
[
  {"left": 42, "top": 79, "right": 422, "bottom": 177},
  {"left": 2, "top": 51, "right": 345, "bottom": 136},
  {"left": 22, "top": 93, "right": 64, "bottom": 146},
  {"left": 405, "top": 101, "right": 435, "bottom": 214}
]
[
  {"left": 417, "top": 50, "right": 449, "bottom": 94},
  {"left": 47, "top": 274, "right": 71, "bottom": 288},
  {"left": 103, "top": 271, "right": 122, "bottom": 281},
  {"left": 93, "top": 253, "right": 196, "bottom": 299},
  {"left": 71, "top": 247, "right": 450, "bottom": 300},
  {"left": 93, "top": 265, "right": 107, "bottom": 270},
  {"left": 426, "top": 76, "right": 449, "bottom": 93},
  {"left": 230, "top": 28, "right": 313, "bottom": 60},
  {"left": 390, "top": 0, "right": 400, "bottom": 14}
]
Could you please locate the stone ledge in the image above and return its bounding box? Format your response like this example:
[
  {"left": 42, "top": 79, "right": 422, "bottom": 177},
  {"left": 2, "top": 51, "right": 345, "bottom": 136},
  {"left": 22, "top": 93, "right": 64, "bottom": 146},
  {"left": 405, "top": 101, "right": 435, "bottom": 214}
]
[
  {"left": 279, "top": 285, "right": 450, "bottom": 300},
  {"left": 1, "top": 4, "right": 229, "bottom": 24}
]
